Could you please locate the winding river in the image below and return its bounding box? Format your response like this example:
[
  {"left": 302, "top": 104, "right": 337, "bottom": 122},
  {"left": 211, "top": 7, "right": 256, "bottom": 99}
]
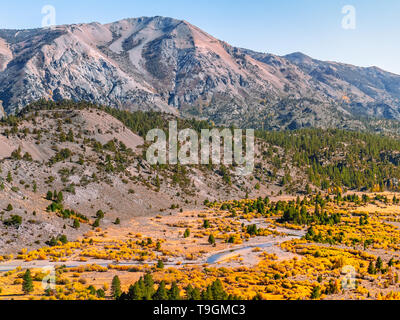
[
  {"left": 205, "top": 228, "right": 305, "bottom": 264},
  {"left": 0, "top": 224, "right": 305, "bottom": 272}
]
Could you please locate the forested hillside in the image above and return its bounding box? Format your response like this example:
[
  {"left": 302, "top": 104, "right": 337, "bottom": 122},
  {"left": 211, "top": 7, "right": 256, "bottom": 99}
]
[
  {"left": 256, "top": 129, "right": 400, "bottom": 192},
  {"left": 13, "top": 99, "right": 400, "bottom": 194}
]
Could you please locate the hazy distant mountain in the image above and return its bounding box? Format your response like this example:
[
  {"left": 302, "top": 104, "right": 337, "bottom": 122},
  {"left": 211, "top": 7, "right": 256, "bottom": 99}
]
[
  {"left": 0, "top": 16, "right": 399, "bottom": 129},
  {"left": 283, "top": 52, "right": 400, "bottom": 119}
]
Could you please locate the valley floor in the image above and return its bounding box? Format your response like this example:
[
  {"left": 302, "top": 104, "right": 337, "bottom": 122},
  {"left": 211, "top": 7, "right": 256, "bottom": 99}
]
[{"left": 1, "top": 192, "right": 400, "bottom": 300}]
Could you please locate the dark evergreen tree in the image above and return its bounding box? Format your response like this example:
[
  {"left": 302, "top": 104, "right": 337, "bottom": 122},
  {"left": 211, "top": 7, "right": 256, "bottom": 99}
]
[
  {"left": 111, "top": 275, "right": 122, "bottom": 299},
  {"left": 153, "top": 281, "right": 168, "bottom": 300},
  {"left": 22, "top": 269, "right": 34, "bottom": 294},
  {"left": 168, "top": 282, "right": 181, "bottom": 300}
]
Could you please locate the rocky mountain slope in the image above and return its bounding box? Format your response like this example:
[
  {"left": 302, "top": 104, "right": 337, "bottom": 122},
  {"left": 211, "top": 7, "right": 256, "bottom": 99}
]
[
  {"left": 283, "top": 52, "right": 400, "bottom": 119},
  {"left": 0, "top": 16, "right": 399, "bottom": 129}
]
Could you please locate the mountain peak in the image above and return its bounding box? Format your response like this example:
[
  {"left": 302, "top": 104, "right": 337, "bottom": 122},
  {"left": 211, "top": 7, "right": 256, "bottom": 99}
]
[{"left": 284, "top": 52, "right": 314, "bottom": 64}]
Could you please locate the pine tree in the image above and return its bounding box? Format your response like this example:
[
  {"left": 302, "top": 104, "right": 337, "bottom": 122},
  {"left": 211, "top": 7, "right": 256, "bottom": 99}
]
[
  {"left": 168, "top": 282, "right": 180, "bottom": 300},
  {"left": 208, "top": 234, "right": 215, "bottom": 245},
  {"left": 111, "top": 275, "right": 122, "bottom": 299},
  {"left": 184, "top": 229, "right": 190, "bottom": 238},
  {"left": 87, "top": 285, "right": 96, "bottom": 295},
  {"left": 155, "top": 175, "right": 160, "bottom": 189},
  {"left": 376, "top": 257, "right": 383, "bottom": 272},
  {"left": 96, "top": 289, "right": 105, "bottom": 298},
  {"left": 96, "top": 210, "right": 105, "bottom": 219},
  {"left": 6, "top": 171, "right": 12, "bottom": 183},
  {"left": 22, "top": 269, "right": 34, "bottom": 295},
  {"left": 210, "top": 279, "right": 227, "bottom": 300},
  {"left": 185, "top": 284, "right": 194, "bottom": 300},
  {"left": 93, "top": 219, "right": 100, "bottom": 228},
  {"left": 368, "top": 261, "right": 376, "bottom": 275},
  {"left": 67, "top": 129, "right": 74, "bottom": 142},
  {"left": 153, "top": 281, "right": 168, "bottom": 300},
  {"left": 143, "top": 273, "right": 155, "bottom": 300},
  {"left": 310, "top": 286, "right": 321, "bottom": 300},
  {"left": 73, "top": 219, "right": 80, "bottom": 229},
  {"left": 128, "top": 282, "right": 143, "bottom": 300},
  {"left": 57, "top": 191, "right": 63, "bottom": 203},
  {"left": 186, "top": 284, "right": 201, "bottom": 300},
  {"left": 46, "top": 191, "right": 53, "bottom": 201},
  {"left": 201, "top": 286, "right": 213, "bottom": 300}
]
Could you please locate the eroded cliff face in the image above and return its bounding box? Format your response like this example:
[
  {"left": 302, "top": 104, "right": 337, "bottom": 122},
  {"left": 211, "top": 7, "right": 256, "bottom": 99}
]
[{"left": 0, "top": 16, "right": 399, "bottom": 129}]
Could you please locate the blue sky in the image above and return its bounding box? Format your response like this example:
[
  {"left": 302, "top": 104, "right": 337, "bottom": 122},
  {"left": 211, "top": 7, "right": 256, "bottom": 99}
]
[{"left": 1, "top": 0, "right": 399, "bottom": 74}]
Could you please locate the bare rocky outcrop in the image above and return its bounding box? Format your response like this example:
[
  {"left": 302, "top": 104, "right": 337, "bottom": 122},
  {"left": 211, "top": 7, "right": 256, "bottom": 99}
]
[{"left": 0, "top": 102, "right": 4, "bottom": 119}]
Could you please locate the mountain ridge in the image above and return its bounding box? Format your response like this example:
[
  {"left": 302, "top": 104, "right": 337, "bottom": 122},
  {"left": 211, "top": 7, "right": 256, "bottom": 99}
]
[{"left": 0, "top": 16, "right": 399, "bottom": 130}]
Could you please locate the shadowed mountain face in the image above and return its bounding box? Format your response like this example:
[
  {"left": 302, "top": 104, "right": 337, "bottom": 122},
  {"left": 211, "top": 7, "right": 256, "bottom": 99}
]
[{"left": 0, "top": 16, "right": 399, "bottom": 129}]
